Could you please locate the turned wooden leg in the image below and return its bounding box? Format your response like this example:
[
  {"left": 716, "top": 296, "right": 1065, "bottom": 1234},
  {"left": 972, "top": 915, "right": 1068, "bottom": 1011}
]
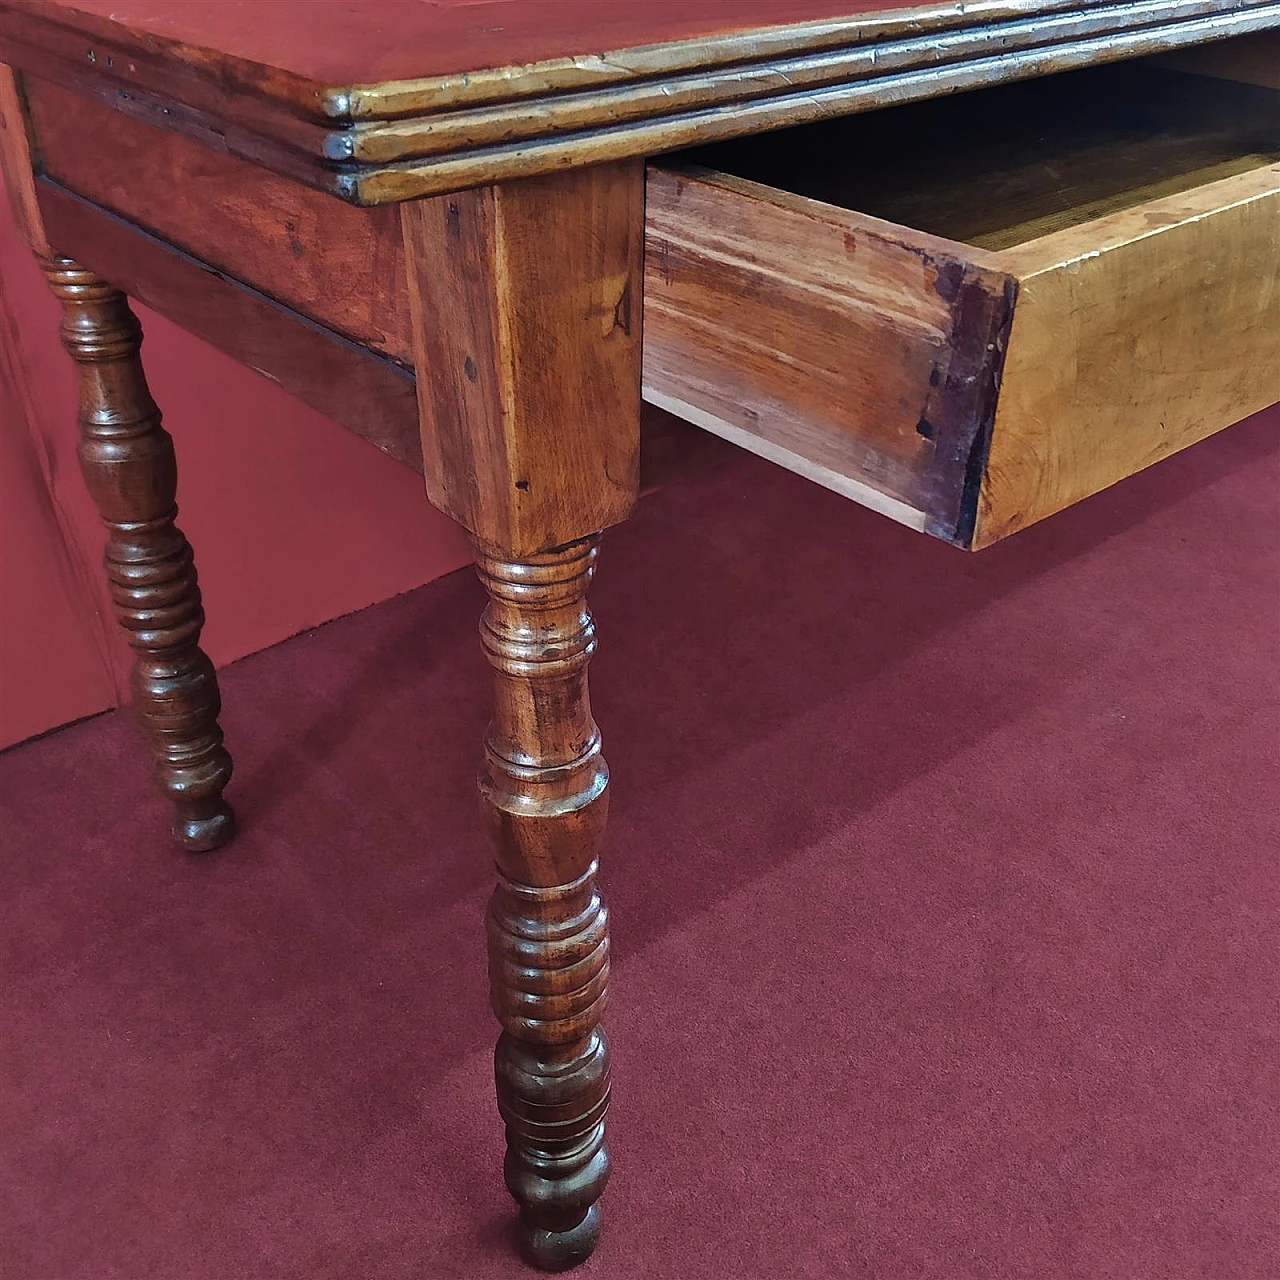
[
  {"left": 402, "top": 157, "right": 643, "bottom": 1266},
  {"left": 477, "top": 536, "right": 611, "bottom": 1270},
  {"left": 41, "top": 256, "right": 234, "bottom": 852}
]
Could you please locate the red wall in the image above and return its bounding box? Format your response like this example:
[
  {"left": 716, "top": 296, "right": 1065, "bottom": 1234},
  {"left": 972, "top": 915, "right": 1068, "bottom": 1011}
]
[{"left": 0, "top": 176, "right": 469, "bottom": 750}]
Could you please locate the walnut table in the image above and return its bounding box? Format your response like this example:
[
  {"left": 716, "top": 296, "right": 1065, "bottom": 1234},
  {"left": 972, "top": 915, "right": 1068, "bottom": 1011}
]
[{"left": 1, "top": 1, "right": 1277, "bottom": 1269}]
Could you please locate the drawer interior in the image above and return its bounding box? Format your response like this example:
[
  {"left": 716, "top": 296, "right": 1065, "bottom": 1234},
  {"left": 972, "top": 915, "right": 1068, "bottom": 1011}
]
[
  {"left": 675, "top": 60, "right": 1280, "bottom": 251},
  {"left": 645, "top": 50, "right": 1280, "bottom": 550}
]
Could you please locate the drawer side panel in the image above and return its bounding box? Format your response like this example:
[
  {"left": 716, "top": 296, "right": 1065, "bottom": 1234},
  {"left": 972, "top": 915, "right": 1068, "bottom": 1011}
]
[{"left": 642, "top": 166, "right": 1014, "bottom": 544}]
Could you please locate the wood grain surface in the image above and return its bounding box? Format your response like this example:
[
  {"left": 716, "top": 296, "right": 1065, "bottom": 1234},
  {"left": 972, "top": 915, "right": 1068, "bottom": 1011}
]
[
  {"left": 975, "top": 162, "right": 1280, "bottom": 545},
  {"left": 643, "top": 167, "right": 1013, "bottom": 544},
  {"left": 0, "top": 1, "right": 1061, "bottom": 100},
  {"left": 23, "top": 75, "right": 414, "bottom": 357},
  {"left": 345, "top": 7, "right": 1280, "bottom": 204},
  {"left": 31, "top": 169, "right": 718, "bottom": 488},
  {"left": 331, "top": 4, "right": 1264, "bottom": 162},
  {"left": 648, "top": 59, "right": 1280, "bottom": 548},
  {"left": 403, "top": 160, "right": 643, "bottom": 555},
  {"left": 36, "top": 179, "right": 422, "bottom": 471},
  {"left": 3, "top": 0, "right": 1277, "bottom": 203},
  {"left": 402, "top": 161, "right": 647, "bottom": 1268}
]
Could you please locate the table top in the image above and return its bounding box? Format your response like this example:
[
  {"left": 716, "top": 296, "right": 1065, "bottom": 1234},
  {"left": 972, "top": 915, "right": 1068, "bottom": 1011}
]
[
  {"left": 4, "top": 0, "right": 907, "bottom": 89},
  {"left": 3, "top": 0, "right": 1278, "bottom": 202}
]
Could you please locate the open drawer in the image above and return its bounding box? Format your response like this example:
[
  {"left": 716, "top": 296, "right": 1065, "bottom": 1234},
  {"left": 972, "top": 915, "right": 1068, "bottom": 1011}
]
[{"left": 643, "top": 57, "right": 1280, "bottom": 549}]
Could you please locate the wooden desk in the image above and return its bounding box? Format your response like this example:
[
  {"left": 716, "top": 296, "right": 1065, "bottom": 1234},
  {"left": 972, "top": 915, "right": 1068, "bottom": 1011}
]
[{"left": 1, "top": 2, "right": 1277, "bottom": 1268}]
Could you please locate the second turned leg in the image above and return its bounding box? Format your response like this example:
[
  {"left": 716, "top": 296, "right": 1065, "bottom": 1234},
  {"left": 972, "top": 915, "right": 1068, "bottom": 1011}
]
[
  {"left": 41, "top": 256, "right": 234, "bottom": 851},
  {"left": 477, "top": 537, "right": 612, "bottom": 1269}
]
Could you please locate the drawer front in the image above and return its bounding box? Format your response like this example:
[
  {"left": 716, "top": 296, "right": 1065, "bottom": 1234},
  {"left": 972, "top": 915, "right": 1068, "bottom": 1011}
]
[
  {"left": 978, "top": 164, "right": 1280, "bottom": 547},
  {"left": 643, "top": 59, "right": 1280, "bottom": 549}
]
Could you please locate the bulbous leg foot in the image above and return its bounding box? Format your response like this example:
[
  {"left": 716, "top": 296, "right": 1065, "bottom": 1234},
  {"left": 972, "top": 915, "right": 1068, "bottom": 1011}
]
[
  {"left": 172, "top": 801, "right": 236, "bottom": 853},
  {"left": 519, "top": 1203, "right": 602, "bottom": 1272}
]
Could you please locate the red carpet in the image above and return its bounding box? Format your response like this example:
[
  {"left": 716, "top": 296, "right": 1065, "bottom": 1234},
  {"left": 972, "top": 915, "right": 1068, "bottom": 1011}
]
[{"left": 2, "top": 409, "right": 1277, "bottom": 1279}]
